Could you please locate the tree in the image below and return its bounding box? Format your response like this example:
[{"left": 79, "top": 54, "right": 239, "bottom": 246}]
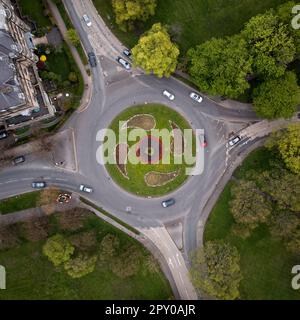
[
  {"left": 64, "top": 254, "right": 97, "bottom": 278},
  {"left": 112, "top": 0, "right": 157, "bottom": 31},
  {"left": 132, "top": 23, "right": 180, "bottom": 78},
  {"left": 43, "top": 234, "right": 74, "bottom": 267},
  {"left": 253, "top": 71, "right": 300, "bottom": 119},
  {"left": 230, "top": 180, "right": 272, "bottom": 233},
  {"left": 277, "top": 1, "right": 300, "bottom": 57},
  {"left": 272, "top": 124, "right": 300, "bottom": 175},
  {"left": 268, "top": 210, "right": 300, "bottom": 254},
  {"left": 188, "top": 35, "right": 252, "bottom": 99},
  {"left": 190, "top": 241, "right": 242, "bottom": 300},
  {"left": 258, "top": 169, "right": 300, "bottom": 212},
  {"left": 67, "top": 29, "right": 80, "bottom": 47},
  {"left": 111, "top": 244, "right": 142, "bottom": 278},
  {"left": 242, "top": 12, "right": 296, "bottom": 79},
  {"left": 68, "top": 72, "right": 78, "bottom": 83}
]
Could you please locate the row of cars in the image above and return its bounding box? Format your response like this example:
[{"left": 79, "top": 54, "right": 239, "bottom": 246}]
[
  {"left": 163, "top": 90, "right": 203, "bottom": 103},
  {"left": 32, "top": 181, "right": 94, "bottom": 194}
]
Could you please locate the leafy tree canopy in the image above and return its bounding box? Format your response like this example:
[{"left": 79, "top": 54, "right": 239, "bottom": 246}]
[
  {"left": 42, "top": 234, "right": 74, "bottom": 267},
  {"left": 253, "top": 71, "right": 300, "bottom": 119},
  {"left": 242, "top": 11, "right": 296, "bottom": 79},
  {"left": 190, "top": 241, "right": 242, "bottom": 300},
  {"left": 112, "top": 0, "right": 157, "bottom": 31},
  {"left": 132, "top": 23, "right": 180, "bottom": 78},
  {"left": 188, "top": 35, "right": 252, "bottom": 99}
]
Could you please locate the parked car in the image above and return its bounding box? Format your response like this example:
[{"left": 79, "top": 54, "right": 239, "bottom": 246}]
[
  {"left": 163, "top": 90, "right": 175, "bottom": 101},
  {"left": 0, "top": 131, "right": 8, "bottom": 140},
  {"left": 228, "top": 136, "right": 241, "bottom": 147},
  {"left": 297, "top": 112, "right": 300, "bottom": 119},
  {"left": 12, "top": 156, "right": 25, "bottom": 165},
  {"left": 88, "top": 52, "right": 97, "bottom": 67},
  {"left": 200, "top": 135, "right": 207, "bottom": 148},
  {"left": 117, "top": 57, "right": 131, "bottom": 70},
  {"left": 32, "top": 181, "right": 46, "bottom": 189},
  {"left": 83, "top": 14, "right": 92, "bottom": 27},
  {"left": 190, "top": 92, "right": 203, "bottom": 103},
  {"left": 79, "top": 184, "right": 93, "bottom": 193},
  {"left": 123, "top": 49, "right": 131, "bottom": 58},
  {"left": 161, "top": 198, "right": 176, "bottom": 208}
]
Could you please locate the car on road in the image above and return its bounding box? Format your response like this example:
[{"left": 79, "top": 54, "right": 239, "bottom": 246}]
[
  {"left": 298, "top": 112, "right": 300, "bottom": 119},
  {"left": 161, "top": 198, "right": 176, "bottom": 208},
  {"left": 123, "top": 49, "right": 131, "bottom": 58},
  {"left": 117, "top": 57, "right": 131, "bottom": 70},
  {"left": 32, "top": 181, "right": 46, "bottom": 189},
  {"left": 88, "top": 52, "right": 97, "bottom": 67},
  {"left": 79, "top": 184, "right": 93, "bottom": 193},
  {"left": 190, "top": 92, "right": 203, "bottom": 103},
  {"left": 228, "top": 136, "right": 241, "bottom": 147},
  {"left": 12, "top": 156, "right": 25, "bottom": 165},
  {"left": 83, "top": 14, "right": 92, "bottom": 27},
  {"left": 200, "top": 135, "right": 208, "bottom": 148},
  {"left": 163, "top": 90, "right": 175, "bottom": 101},
  {"left": 0, "top": 131, "right": 8, "bottom": 140}
]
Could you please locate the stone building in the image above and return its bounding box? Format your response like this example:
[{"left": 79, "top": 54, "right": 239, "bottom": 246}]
[{"left": 0, "top": 0, "right": 55, "bottom": 130}]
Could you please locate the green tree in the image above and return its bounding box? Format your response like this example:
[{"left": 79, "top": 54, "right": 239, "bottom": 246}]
[
  {"left": 230, "top": 180, "right": 272, "bottom": 233},
  {"left": 66, "top": 28, "right": 81, "bottom": 47},
  {"left": 132, "top": 23, "right": 180, "bottom": 78},
  {"left": 43, "top": 234, "right": 74, "bottom": 267},
  {"left": 258, "top": 169, "right": 300, "bottom": 212},
  {"left": 242, "top": 12, "right": 296, "bottom": 79},
  {"left": 112, "top": 0, "right": 157, "bottom": 31},
  {"left": 190, "top": 241, "right": 242, "bottom": 300},
  {"left": 270, "top": 124, "right": 300, "bottom": 175},
  {"left": 64, "top": 254, "right": 97, "bottom": 278},
  {"left": 268, "top": 210, "right": 300, "bottom": 254},
  {"left": 277, "top": 1, "right": 300, "bottom": 57},
  {"left": 68, "top": 71, "right": 78, "bottom": 83},
  {"left": 253, "top": 71, "right": 300, "bottom": 119},
  {"left": 188, "top": 35, "right": 252, "bottom": 99}
]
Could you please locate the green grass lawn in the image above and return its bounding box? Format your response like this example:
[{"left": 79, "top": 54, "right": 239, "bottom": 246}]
[
  {"left": 0, "top": 192, "right": 40, "bottom": 215},
  {"left": 204, "top": 148, "right": 300, "bottom": 300},
  {"left": 106, "top": 104, "right": 195, "bottom": 197},
  {"left": 92, "top": 0, "right": 287, "bottom": 53},
  {"left": 18, "top": 0, "right": 51, "bottom": 29},
  {"left": 0, "top": 209, "right": 172, "bottom": 299}
]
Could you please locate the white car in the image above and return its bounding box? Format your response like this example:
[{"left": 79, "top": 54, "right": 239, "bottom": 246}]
[
  {"left": 117, "top": 57, "right": 131, "bottom": 70},
  {"left": 190, "top": 92, "right": 203, "bottom": 103},
  {"left": 83, "top": 14, "right": 92, "bottom": 27},
  {"left": 228, "top": 136, "right": 241, "bottom": 147},
  {"left": 79, "top": 184, "right": 93, "bottom": 193},
  {"left": 163, "top": 90, "right": 175, "bottom": 101}
]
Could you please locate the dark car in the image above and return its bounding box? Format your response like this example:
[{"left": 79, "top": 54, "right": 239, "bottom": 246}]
[
  {"left": 0, "top": 131, "right": 8, "bottom": 140},
  {"left": 123, "top": 49, "right": 131, "bottom": 58},
  {"left": 88, "top": 52, "right": 97, "bottom": 67},
  {"left": 12, "top": 155, "right": 25, "bottom": 165},
  {"left": 298, "top": 112, "right": 300, "bottom": 119},
  {"left": 161, "top": 198, "right": 176, "bottom": 208},
  {"left": 32, "top": 181, "right": 46, "bottom": 189}
]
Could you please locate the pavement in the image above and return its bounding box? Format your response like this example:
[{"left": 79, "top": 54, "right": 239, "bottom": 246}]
[{"left": 0, "top": 0, "right": 298, "bottom": 300}]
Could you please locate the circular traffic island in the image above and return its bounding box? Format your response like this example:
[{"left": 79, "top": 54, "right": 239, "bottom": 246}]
[{"left": 105, "top": 104, "right": 196, "bottom": 197}]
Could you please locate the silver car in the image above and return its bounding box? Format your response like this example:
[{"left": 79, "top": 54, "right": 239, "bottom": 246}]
[
  {"left": 228, "top": 136, "right": 241, "bottom": 147},
  {"left": 83, "top": 14, "right": 92, "bottom": 27},
  {"left": 163, "top": 90, "right": 175, "bottom": 101},
  {"left": 190, "top": 92, "right": 203, "bottom": 103},
  {"left": 117, "top": 57, "right": 131, "bottom": 70},
  {"left": 79, "top": 184, "right": 93, "bottom": 193}
]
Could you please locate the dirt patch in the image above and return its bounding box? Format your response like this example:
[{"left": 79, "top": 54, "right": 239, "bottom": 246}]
[
  {"left": 58, "top": 208, "right": 89, "bottom": 231},
  {"left": 122, "top": 114, "right": 156, "bottom": 131},
  {"left": 115, "top": 143, "right": 129, "bottom": 178},
  {"left": 144, "top": 170, "right": 180, "bottom": 187}
]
